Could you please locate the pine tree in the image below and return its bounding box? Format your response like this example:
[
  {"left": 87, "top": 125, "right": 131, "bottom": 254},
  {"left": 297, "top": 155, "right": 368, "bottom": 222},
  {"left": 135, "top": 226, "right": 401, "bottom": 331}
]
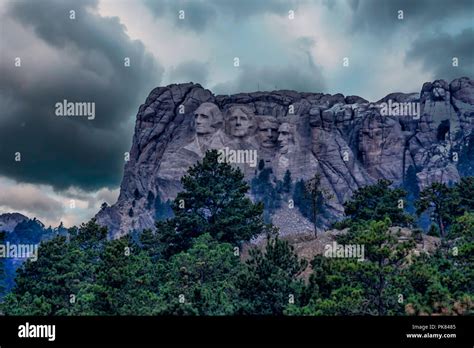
[
  {"left": 456, "top": 177, "right": 474, "bottom": 213},
  {"left": 157, "top": 150, "right": 264, "bottom": 258},
  {"left": 2, "top": 220, "right": 108, "bottom": 315},
  {"left": 344, "top": 179, "right": 413, "bottom": 227},
  {"left": 2, "top": 235, "right": 73, "bottom": 315},
  {"left": 79, "top": 235, "right": 161, "bottom": 315},
  {"left": 237, "top": 237, "right": 307, "bottom": 315},
  {"left": 458, "top": 133, "right": 474, "bottom": 176},
  {"left": 305, "top": 174, "right": 332, "bottom": 236},
  {"left": 403, "top": 213, "right": 474, "bottom": 316},
  {"left": 415, "top": 182, "right": 460, "bottom": 238},
  {"left": 293, "top": 179, "right": 312, "bottom": 220},
  {"left": 292, "top": 219, "right": 415, "bottom": 315},
  {"left": 157, "top": 233, "right": 244, "bottom": 315},
  {"left": 282, "top": 170, "right": 292, "bottom": 194}
]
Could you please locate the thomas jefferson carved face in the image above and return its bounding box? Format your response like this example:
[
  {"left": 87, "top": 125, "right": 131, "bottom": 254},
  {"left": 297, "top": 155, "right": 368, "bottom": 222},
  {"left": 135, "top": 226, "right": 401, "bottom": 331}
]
[
  {"left": 257, "top": 117, "right": 279, "bottom": 148},
  {"left": 194, "top": 102, "right": 222, "bottom": 135},
  {"left": 227, "top": 106, "right": 254, "bottom": 138},
  {"left": 277, "top": 123, "right": 294, "bottom": 154}
]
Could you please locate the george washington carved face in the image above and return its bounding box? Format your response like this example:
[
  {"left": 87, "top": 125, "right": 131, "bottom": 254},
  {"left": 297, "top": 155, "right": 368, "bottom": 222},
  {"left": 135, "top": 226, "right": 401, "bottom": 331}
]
[
  {"left": 225, "top": 105, "right": 255, "bottom": 138},
  {"left": 193, "top": 102, "right": 223, "bottom": 135}
]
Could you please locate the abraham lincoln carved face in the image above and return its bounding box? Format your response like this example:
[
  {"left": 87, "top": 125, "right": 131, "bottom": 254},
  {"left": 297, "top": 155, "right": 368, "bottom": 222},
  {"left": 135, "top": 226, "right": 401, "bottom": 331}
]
[{"left": 277, "top": 122, "right": 295, "bottom": 154}]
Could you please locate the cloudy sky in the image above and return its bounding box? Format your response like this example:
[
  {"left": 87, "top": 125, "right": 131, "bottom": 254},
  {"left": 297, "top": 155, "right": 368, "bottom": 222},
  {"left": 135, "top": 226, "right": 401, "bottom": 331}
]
[{"left": 0, "top": 0, "right": 473, "bottom": 227}]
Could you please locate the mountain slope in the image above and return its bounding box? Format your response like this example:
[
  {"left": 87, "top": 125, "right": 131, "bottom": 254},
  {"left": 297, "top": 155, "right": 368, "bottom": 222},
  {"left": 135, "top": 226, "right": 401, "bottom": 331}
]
[{"left": 96, "top": 77, "right": 474, "bottom": 238}]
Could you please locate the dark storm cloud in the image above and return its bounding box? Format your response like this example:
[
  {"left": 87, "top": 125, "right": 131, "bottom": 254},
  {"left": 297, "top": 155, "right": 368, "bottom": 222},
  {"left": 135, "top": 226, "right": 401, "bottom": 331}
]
[
  {"left": 406, "top": 29, "right": 474, "bottom": 81},
  {"left": 0, "top": 0, "right": 163, "bottom": 191},
  {"left": 214, "top": 37, "right": 325, "bottom": 94},
  {"left": 168, "top": 61, "right": 210, "bottom": 86},
  {"left": 144, "top": 0, "right": 216, "bottom": 31},
  {"left": 347, "top": 0, "right": 474, "bottom": 35},
  {"left": 144, "top": 0, "right": 300, "bottom": 32},
  {"left": 213, "top": 64, "right": 325, "bottom": 94}
]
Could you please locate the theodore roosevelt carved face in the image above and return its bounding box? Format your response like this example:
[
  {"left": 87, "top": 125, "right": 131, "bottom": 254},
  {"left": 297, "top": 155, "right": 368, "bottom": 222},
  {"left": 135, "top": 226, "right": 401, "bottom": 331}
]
[{"left": 257, "top": 116, "right": 279, "bottom": 148}]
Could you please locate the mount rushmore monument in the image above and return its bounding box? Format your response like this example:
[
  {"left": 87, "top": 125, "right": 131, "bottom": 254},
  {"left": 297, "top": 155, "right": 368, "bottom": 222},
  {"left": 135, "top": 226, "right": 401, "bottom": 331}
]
[{"left": 96, "top": 77, "right": 474, "bottom": 238}]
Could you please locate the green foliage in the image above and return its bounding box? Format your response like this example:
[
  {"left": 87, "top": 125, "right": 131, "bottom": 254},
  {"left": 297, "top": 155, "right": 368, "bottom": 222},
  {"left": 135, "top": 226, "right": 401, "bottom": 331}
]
[
  {"left": 52, "top": 235, "right": 159, "bottom": 316},
  {"left": 276, "top": 170, "right": 292, "bottom": 195},
  {"left": 283, "top": 169, "right": 292, "bottom": 194},
  {"left": 457, "top": 177, "right": 474, "bottom": 212},
  {"left": 427, "top": 224, "right": 441, "bottom": 237},
  {"left": 293, "top": 219, "right": 415, "bottom": 315},
  {"left": 415, "top": 182, "right": 459, "bottom": 237},
  {"left": 293, "top": 179, "right": 312, "bottom": 221},
  {"left": 251, "top": 166, "right": 281, "bottom": 221},
  {"left": 2, "top": 220, "right": 107, "bottom": 315},
  {"left": 6, "top": 218, "right": 50, "bottom": 245},
  {"left": 147, "top": 190, "right": 173, "bottom": 221},
  {"left": 293, "top": 175, "right": 330, "bottom": 234},
  {"left": 304, "top": 174, "right": 331, "bottom": 235},
  {"left": 139, "top": 228, "right": 163, "bottom": 261},
  {"left": 2, "top": 235, "right": 75, "bottom": 315},
  {"left": 156, "top": 233, "right": 244, "bottom": 315},
  {"left": 237, "top": 237, "right": 307, "bottom": 315},
  {"left": 447, "top": 212, "right": 474, "bottom": 297},
  {"left": 449, "top": 212, "right": 474, "bottom": 239},
  {"left": 344, "top": 179, "right": 414, "bottom": 227},
  {"left": 403, "top": 249, "right": 473, "bottom": 315},
  {"left": 458, "top": 133, "right": 474, "bottom": 176},
  {"left": 3, "top": 160, "right": 472, "bottom": 317},
  {"left": 158, "top": 150, "right": 264, "bottom": 257}
]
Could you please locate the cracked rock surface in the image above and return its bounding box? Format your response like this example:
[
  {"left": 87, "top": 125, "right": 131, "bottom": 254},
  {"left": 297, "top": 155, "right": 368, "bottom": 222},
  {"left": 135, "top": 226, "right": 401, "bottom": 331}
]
[{"left": 96, "top": 78, "right": 474, "bottom": 238}]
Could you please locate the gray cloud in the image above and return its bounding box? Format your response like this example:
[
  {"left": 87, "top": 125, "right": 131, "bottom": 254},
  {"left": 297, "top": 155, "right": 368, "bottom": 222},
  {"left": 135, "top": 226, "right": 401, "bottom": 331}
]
[
  {"left": 0, "top": 184, "right": 65, "bottom": 222},
  {"left": 213, "top": 36, "right": 325, "bottom": 94},
  {"left": 347, "top": 0, "right": 474, "bottom": 35},
  {"left": 213, "top": 63, "right": 325, "bottom": 94},
  {"left": 0, "top": 0, "right": 163, "bottom": 191},
  {"left": 144, "top": 0, "right": 300, "bottom": 32},
  {"left": 144, "top": 0, "right": 216, "bottom": 31},
  {"left": 167, "top": 61, "right": 210, "bottom": 86},
  {"left": 406, "top": 29, "right": 474, "bottom": 81}
]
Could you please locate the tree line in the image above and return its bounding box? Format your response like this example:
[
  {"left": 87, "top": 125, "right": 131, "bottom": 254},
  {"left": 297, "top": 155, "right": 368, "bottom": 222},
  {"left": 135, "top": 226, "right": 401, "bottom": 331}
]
[{"left": 0, "top": 150, "right": 472, "bottom": 315}]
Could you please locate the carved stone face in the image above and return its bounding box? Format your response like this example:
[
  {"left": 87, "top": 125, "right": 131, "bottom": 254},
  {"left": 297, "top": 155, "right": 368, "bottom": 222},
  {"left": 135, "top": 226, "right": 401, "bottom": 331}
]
[
  {"left": 278, "top": 123, "right": 294, "bottom": 154},
  {"left": 258, "top": 118, "right": 279, "bottom": 148},
  {"left": 228, "top": 108, "right": 252, "bottom": 137},
  {"left": 194, "top": 103, "right": 222, "bottom": 135}
]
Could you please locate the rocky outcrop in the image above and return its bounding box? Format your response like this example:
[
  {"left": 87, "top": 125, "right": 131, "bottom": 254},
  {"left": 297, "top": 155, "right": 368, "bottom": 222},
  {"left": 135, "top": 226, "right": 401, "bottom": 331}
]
[
  {"left": 260, "top": 226, "right": 441, "bottom": 280},
  {"left": 0, "top": 213, "right": 28, "bottom": 233},
  {"left": 96, "top": 78, "right": 474, "bottom": 238}
]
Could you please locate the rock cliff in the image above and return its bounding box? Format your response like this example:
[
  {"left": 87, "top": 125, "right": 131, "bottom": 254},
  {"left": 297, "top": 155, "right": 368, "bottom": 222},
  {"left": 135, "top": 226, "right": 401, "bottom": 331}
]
[{"left": 96, "top": 77, "right": 474, "bottom": 238}]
